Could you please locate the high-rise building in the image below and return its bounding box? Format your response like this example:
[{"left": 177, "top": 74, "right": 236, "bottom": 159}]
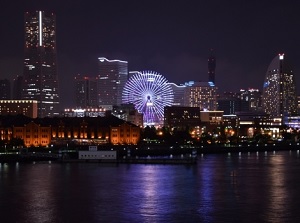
[
  {"left": 74, "top": 74, "right": 98, "bottom": 108},
  {"left": 262, "top": 54, "right": 297, "bottom": 118},
  {"left": 0, "top": 79, "right": 11, "bottom": 99},
  {"left": 97, "top": 57, "right": 128, "bottom": 106},
  {"left": 184, "top": 81, "right": 217, "bottom": 111},
  {"left": 23, "top": 11, "right": 60, "bottom": 117},
  {"left": 167, "top": 83, "right": 186, "bottom": 106},
  {"left": 208, "top": 49, "right": 216, "bottom": 84}
]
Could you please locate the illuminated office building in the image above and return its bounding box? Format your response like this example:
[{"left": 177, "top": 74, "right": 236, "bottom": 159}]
[
  {"left": 97, "top": 57, "right": 128, "bottom": 106},
  {"left": 23, "top": 11, "right": 60, "bottom": 117},
  {"left": 262, "top": 54, "right": 297, "bottom": 117},
  {"left": 184, "top": 81, "right": 217, "bottom": 111}
]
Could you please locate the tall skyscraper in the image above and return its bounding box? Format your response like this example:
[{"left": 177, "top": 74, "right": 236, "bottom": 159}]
[
  {"left": 262, "top": 54, "right": 297, "bottom": 117},
  {"left": 23, "top": 11, "right": 60, "bottom": 117},
  {"left": 74, "top": 74, "right": 98, "bottom": 108},
  {"left": 97, "top": 57, "right": 128, "bottom": 106},
  {"left": 208, "top": 49, "right": 216, "bottom": 84}
]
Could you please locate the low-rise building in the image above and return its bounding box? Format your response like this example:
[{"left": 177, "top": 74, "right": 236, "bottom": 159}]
[
  {"left": 13, "top": 121, "right": 51, "bottom": 147},
  {"left": 0, "top": 115, "right": 141, "bottom": 147},
  {"left": 164, "top": 106, "right": 200, "bottom": 130},
  {"left": 0, "top": 100, "right": 38, "bottom": 118},
  {"left": 78, "top": 150, "right": 117, "bottom": 160}
]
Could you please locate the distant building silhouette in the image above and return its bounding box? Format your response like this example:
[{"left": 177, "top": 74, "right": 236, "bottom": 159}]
[
  {"left": 74, "top": 74, "right": 98, "bottom": 107},
  {"left": 0, "top": 79, "right": 11, "bottom": 99},
  {"left": 13, "top": 75, "right": 23, "bottom": 99},
  {"left": 217, "top": 91, "right": 249, "bottom": 115},
  {"left": 23, "top": 11, "right": 60, "bottom": 117},
  {"left": 208, "top": 49, "right": 216, "bottom": 84}
]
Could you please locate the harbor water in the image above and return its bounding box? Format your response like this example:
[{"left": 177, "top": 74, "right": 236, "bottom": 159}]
[{"left": 1, "top": 150, "right": 300, "bottom": 222}]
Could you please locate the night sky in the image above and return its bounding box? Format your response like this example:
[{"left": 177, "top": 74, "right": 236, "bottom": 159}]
[{"left": 1, "top": 0, "right": 300, "bottom": 107}]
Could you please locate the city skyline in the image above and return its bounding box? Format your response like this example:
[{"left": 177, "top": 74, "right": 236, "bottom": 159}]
[{"left": 0, "top": 1, "right": 300, "bottom": 107}]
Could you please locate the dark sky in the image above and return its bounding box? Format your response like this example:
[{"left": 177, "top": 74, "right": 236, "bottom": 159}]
[{"left": 1, "top": 0, "right": 300, "bottom": 107}]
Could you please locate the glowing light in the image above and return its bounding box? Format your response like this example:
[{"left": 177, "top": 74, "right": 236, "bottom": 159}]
[
  {"left": 122, "top": 71, "right": 174, "bottom": 126},
  {"left": 279, "top": 54, "right": 284, "bottom": 60},
  {"left": 39, "top": 11, "right": 42, "bottom": 46},
  {"left": 98, "top": 57, "right": 128, "bottom": 64}
]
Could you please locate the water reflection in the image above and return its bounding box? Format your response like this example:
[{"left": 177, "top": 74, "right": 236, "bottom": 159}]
[
  {"left": 197, "top": 159, "right": 214, "bottom": 222},
  {"left": 265, "top": 155, "right": 289, "bottom": 222},
  {"left": 1, "top": 151, "right": 300, "bottom": 222},
  {"left": 21, "top": 164, "right": 57, "bottom": 223}
]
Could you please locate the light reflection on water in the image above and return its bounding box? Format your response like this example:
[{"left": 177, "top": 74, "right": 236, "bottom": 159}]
[{"left": 1, "top": 150, "right": 300, "bottom": 222}]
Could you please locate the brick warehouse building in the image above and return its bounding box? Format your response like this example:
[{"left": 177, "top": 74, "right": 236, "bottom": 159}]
[{"left": 0, "top": 115, "right": 140, "bottom": 147}]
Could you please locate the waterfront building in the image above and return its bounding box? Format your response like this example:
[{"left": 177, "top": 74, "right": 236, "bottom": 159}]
[
  {"left": 0, "top": 79, "right": 11, "bottom": 99},
  {"left": 164, "top": 106, "right": 200, "bottom": 131},
  {"left": 235, "top": 111, "right": 282, "bottom": 139},
  {"left": 222, "top": 114, "right": 238, "bottom": 136},
  {"left": 0, "top": 100, "right": 38, "bottom": 118},
  {"left": 110, "top": 122, "right": 140, "bottom": 145},
  {"left": 184, "top": 81, "right": 217, "bottom": 111},
  {"left": 74, "top": 74, "right": 98, "bottom": 107},
  {"left": 200, "top": 110, "right": 223, "bottom": 134},
  {"left": 262, "top": 54, "right": 297, "bottom": 118},
  {"left": 0, "top": 115, "right": 140, "bottom": 147},
  {"left": 13, "top": 121, "right": 51, "bottom": 147},
  {"left": 97, "top": 57, "right": 128, "bottom": 106},
  {"left": 23, "top": 11, "right": 60, "bottom": 117}
]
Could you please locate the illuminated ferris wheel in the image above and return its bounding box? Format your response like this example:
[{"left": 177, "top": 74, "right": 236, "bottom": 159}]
[{"left": 122, "top": 71, "right": 174, "bottom": 126}]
